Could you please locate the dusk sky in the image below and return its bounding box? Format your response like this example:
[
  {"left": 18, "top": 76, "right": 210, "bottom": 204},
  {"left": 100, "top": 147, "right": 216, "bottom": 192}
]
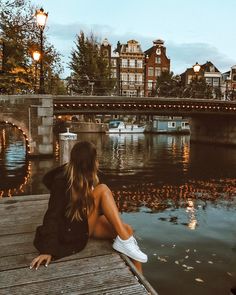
[{"left": 32, "top": 0, "right": 236, "bottom": 77}]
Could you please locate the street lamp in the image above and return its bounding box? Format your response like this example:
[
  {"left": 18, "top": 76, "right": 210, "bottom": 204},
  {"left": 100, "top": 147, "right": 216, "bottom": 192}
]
[
  {"left": 35, "top": 8, "right": 48, "bottom": 94},
  {"left": 193, "top": 62, "right": 201, "bottom": 78},
  {"left": 32, "top": 51, "right": 41, "bottom": 93}
]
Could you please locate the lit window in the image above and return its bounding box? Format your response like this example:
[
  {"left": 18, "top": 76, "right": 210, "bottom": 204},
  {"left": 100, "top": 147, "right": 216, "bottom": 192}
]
[{"left": 148, "top": 80, "right": 153, "bottom": 89}]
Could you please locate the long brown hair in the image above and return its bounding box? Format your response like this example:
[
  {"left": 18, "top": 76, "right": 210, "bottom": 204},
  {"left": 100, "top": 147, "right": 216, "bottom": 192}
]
[{"left": 65, "top": 141, "right": 99, "bottom": 222}]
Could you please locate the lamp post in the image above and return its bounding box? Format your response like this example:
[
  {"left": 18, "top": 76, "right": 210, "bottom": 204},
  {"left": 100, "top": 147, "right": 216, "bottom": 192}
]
[
  {"left": 193, "top": 62, "right": 201, "bottom": 80},
  {"left": 35, "top": 8, "right": 48, "bottom": 94},
  {"left": 144, "top": 54, "right": 149, "bottom": 97},
  {"left": 32, "top": 51, "right": 41, "bottom": 93}
]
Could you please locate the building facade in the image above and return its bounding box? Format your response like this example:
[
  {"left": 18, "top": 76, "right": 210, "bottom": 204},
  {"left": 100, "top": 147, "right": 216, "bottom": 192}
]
[
  {"left": 144, "top": 39, "right": 171, "bottom": 96},
  {"left": 115, "top": 40, "right": 144, "bottom": 97},
  {"left": 222, "top": 65, "right": 236, "bottom": 99},
  {"left": 181, "top": 61, "right": 221, "bottom": 87}
]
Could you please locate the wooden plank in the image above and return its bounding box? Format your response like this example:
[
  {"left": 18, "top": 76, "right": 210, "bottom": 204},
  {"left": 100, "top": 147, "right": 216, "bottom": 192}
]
[
  {"left": 0, "top": 254, "right": 124, "bottom": 289},
  {"left": 0, "top": 194, "right": 49, "bottom": 204},
  {"left": 0, "top": 268, "right": 147, "bottom": 295},
  {"left": 88, "top": 284, "right": 149, "bottom": 295},
  {"left": 0, "top": 238, "right": 113, "bottom": 271},
  {"left": 121, "top": 254, "right": 158, "bottom": 295}
]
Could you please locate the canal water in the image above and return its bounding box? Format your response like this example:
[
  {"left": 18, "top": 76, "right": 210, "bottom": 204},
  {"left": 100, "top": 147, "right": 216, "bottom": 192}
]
[{"left": 0, "top": 125, "right": 236, "bottom": 295}]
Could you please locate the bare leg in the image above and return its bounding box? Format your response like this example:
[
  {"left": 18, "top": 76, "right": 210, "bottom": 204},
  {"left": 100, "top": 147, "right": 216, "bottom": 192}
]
[
  {"left": 88, "top": 184, "right": 143, "bottom": 273},
  {"left": 89, "top": 184, "right": 130, "bottom": 240}
]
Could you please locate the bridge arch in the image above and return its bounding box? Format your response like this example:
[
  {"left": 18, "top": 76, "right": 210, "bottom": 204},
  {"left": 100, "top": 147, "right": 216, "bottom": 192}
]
[{"left": 0, "top": 114, "right": 30, "bottom": 155}]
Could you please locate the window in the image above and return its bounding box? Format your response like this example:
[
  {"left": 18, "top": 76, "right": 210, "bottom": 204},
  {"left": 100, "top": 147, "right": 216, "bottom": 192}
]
[
  {"left": 137, "top": 60, "right": 143, "bottom": 68},
  {"left": 111, "top": 59, "right": 117, "bottom": 67},
  {"left": 121, "top": 59, "right": 128, "bottom": 67},
  {"left": 129, "top": 59, "right": 135, "bottom": 68},
  {"left": 136, "top": 74, "right": 143, "bottom": 83},
  {"left": 181, "top": 122, "right": 189, "bottom": 128},
  {"left": 148, "top": 67, "right": 154, "bottom": 76},
  {"left": 148, "top": 80, "right": 153, "bottom": 89},
  {"left": 232, "top": 74, "right": 236, "bottom": 82},
  {"left": 155, "top": 67, "right": 161, "bottom": 77},
  {"left": 111, "top": 69, "right": 117, "bottom": 78},
  {"left": 213, "top": 78, "right": 220, "bottom": 87},
  {"left": 155, "top": 57, "right": 161, "bottom": 64},
  {"left": 205, "top": 77, "right": 212, "bottom": 85},
  {"left": 168, "top": 122, "right": 176, "bottom": 128},
  {"left": 121, "top": 73, "right": 128, "bottom": 84},
  {"left": 129, "top": 74, "right": 135, "bottom": 84}
]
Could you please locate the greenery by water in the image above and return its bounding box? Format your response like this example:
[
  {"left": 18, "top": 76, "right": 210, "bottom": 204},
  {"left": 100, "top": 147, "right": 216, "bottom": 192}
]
[{"left": 0, "top": 126, "right": 236, "bottom": 295}]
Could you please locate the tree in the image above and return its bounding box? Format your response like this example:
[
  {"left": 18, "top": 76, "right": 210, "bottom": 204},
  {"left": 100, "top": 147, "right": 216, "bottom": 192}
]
[
  {"left": 0, "top": 0, "right": 65, "bottom": 94},
  {"left": 69, "top": 31, "right": 115, "bottom": 95},
  {"left": 156, "top": 71, "right": 183, "bottom": 97}
]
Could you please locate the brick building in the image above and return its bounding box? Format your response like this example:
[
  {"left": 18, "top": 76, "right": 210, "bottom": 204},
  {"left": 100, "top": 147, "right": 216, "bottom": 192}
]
[
  {"left": 115, "top": 39, "right": 144, "bottom": 97},
  {"left": 144, "top": 39, "right": 170, "bottom": 96}
]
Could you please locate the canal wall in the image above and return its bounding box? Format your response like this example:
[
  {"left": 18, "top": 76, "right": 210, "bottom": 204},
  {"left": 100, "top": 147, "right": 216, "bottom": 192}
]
[{"left": 0, "top": 95, "right": 53, "bottom": 156}]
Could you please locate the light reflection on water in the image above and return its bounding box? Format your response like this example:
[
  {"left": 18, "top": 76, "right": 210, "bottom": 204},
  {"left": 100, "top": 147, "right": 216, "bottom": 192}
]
[{"left": 0, "top": 128, "right": 236, "bottom": 294}]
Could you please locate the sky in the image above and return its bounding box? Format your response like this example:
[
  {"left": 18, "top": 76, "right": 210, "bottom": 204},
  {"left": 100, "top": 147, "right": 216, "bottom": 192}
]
[{"left": 32, "top": 0, "right": 236, "bottom": 77}]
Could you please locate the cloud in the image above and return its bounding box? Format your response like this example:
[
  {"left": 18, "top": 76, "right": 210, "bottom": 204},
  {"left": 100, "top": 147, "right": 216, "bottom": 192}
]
[{"left": 47, "top": 22, "right": 236, "bottom": 77}]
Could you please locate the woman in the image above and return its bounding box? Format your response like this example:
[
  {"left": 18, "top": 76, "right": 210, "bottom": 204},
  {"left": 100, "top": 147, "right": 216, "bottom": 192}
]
[{"left": 30, "top": 141, "right": 147, "bottom": 273}]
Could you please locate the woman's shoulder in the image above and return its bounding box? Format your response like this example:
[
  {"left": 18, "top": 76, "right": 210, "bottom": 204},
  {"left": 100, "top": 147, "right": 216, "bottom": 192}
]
[{"left": 93, "top": 183, "right": 111, "bottom": 193}]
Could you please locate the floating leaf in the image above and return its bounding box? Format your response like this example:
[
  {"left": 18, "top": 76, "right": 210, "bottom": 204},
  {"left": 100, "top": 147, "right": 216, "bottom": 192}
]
[
  {"left": 172, "top": 244, "right": 176, "bottom": 248},
  {"left": 195, "top": 278, "right": 204, "bottom": 283},
  {"left": 185, "top": 256, "right": 189, "bottom": 259},
  {"left": 153, "top": 253, "right": 157, "bottom": 256},
  {"left": 208, "top": 261, "right": 213, "bottom": 264},
  {"left": 196, "top": 260, "right": 201, "bottom": 264},
  {"left": 187, "top": 266, "right": 194, "bottom": 270},
  {"left": 227, "top": 272, "right": 233, "bottom": 277},
  {"left": 193, "top": 249, "right": 197, "bottom": 252},
  {"left": 175, "top": 261, "right": 179, "bottom": 265},
  {"left": 185, "top": 249, "right": 190, "bottom": 253},
  {"left": 182, "top": 264, "right": 187, "bottom": 268}
]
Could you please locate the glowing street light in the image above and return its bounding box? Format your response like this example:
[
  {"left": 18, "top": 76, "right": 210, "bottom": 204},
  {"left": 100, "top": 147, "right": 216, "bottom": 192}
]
[
  {"left": 193, "top": 62, "right": 201, "bottom": 75},
  {"left": 35, "top": 8, "right": 48, "bottom": 94},
  {"left": 32, "top": 51, "right": 41, "bottom": 62}
]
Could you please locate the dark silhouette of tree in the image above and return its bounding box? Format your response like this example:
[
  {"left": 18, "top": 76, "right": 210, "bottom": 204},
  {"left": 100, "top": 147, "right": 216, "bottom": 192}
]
[
  {"left": 69, "top": 31, "right": 115, "bottom": 95},
  {"left": 0, "top": 0, "right": 65, "bottom": 94}
]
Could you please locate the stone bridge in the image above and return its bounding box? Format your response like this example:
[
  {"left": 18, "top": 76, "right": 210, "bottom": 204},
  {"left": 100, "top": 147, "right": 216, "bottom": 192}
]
[
  {"left": 1, "top": 95, "right": 236, "bottom": 156},
  {"left": 0, "top": 95, "right": 53, "bottom": 156}
]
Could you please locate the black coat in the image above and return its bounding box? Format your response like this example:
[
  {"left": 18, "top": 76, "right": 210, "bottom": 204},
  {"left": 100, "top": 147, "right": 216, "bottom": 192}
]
[{"left": 33, "top": 165, "right": 106, "bottom": 260}]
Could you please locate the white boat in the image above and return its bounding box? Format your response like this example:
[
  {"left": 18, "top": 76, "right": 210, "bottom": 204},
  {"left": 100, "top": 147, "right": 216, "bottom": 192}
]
[{"left": 107, "top": 120, "right": 145, "bottom": 133}]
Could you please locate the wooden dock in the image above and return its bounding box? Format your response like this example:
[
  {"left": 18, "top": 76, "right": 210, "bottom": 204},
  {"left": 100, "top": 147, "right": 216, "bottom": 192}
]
[{"left": 0, "top": 194, "right": 158, "bottom": 295}]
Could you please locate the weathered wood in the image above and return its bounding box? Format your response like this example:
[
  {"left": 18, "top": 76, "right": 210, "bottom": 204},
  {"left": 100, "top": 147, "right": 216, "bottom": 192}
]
[
  {"left": 0, "top": 194, "right": 49, "bottom": 204},
  {"left": 0, "top": 268, "right": 141, "bottom": 295},
  {"left": 0, "top": 194, "right": 156, "bottom": 295},
  {"left": 0, "top": 238, "right": 113, "bottom": 271}
]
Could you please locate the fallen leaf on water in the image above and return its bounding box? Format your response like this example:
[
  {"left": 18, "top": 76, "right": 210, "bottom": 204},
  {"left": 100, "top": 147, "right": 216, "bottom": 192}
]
[
  {"left": 153, "top": 253, "right": 157, "bottom": 256},
  {"left": 172, "top": 244, "right": 176, "bottom": 248},
  {"left": 158, "top": 256, "right": 167, "bottom": 262},
  {"left": 185, "top": 249, "right": 190, "bottom": 253},
  {"left": 161, "top": 244, "right": 165, "bottom": 247},
  {"left": 182, "top": 264, "right": 187, "bottom": 268},
  {"left": 185, "top": 256, "right": 189, "bottom": 259},
  {"left": 227, "top": 272, "right": 233, "bottom": 277},
  {"left": 208, "top": 261, "right": 213, "bottom": 264},
  {"left": 175, "top": 261, "right": 179, "bottom": 265},
  {"left": 195, "top": 278, "right": 204, "bottom": 283},
  {"left": 193, "top": 249, "right": 197, "bottom": 252},
  {"left": 187, "top": 266, "right": 194, "bottom": 270},
  {"left": 196, "top": 260, "right": 201, "bottom": 264}
]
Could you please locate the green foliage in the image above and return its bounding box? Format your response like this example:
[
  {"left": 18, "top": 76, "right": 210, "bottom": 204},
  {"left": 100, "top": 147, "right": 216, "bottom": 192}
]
[
  {"left": 156, "top": 71, "right": 183, "bottom": 97},
  {"left": 69, "top": 32, "right": 115, "bottom": 95},
  {"left": 0, "top": 0, "right": 65, "bottom": 94}
]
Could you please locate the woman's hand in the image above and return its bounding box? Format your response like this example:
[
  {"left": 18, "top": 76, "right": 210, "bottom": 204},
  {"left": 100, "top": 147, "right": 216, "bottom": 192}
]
[{"left": 30, "top": 254, "right": 52, "bottom": 270}]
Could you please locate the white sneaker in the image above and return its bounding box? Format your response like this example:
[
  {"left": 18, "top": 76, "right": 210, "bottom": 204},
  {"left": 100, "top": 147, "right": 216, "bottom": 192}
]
[{"left": 112, "top": 235, "right": 148, "bottom": 263}]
